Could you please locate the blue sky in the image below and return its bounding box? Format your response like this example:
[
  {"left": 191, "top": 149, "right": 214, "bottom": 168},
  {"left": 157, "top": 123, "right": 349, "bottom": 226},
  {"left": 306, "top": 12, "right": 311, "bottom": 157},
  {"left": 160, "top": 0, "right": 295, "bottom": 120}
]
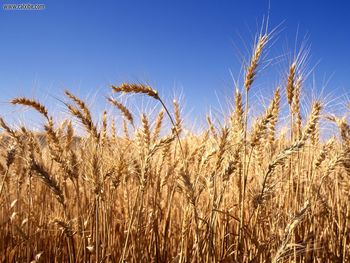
[{"left": 1, "top": 0, "right": 350, "bottom": 126}]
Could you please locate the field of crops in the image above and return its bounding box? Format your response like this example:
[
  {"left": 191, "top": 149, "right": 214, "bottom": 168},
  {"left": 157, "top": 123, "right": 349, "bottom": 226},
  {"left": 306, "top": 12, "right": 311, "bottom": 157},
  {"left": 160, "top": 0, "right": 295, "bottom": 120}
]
[{"left": 0, "top": 32, "right": 349, "bottom": 262}]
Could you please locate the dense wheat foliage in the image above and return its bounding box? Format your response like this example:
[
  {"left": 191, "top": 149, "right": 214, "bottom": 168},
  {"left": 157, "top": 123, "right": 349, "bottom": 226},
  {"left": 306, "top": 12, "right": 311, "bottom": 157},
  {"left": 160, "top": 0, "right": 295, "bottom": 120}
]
[{"left": 1, "top": 34, "right": 350, "bottom": 263}]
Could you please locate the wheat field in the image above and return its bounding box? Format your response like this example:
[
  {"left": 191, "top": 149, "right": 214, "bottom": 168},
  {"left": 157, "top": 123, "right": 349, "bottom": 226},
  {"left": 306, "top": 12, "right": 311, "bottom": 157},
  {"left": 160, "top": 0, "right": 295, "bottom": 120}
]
[{"left": 0, "top": 33, "right": 349, "bottom": 263}]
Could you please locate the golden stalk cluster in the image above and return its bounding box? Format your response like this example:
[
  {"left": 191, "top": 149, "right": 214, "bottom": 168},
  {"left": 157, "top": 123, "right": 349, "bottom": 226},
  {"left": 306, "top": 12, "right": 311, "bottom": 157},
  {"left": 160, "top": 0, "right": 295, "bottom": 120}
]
[{"left": 0, "top": 34, "right": 350, "bottom": 263}]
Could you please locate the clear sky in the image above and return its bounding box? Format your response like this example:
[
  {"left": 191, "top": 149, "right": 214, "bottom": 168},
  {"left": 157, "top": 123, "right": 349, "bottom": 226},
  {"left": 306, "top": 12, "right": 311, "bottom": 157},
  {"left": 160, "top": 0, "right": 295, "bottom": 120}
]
[{"left": 1, "top": 0, "right": 350, "bottom": 125}]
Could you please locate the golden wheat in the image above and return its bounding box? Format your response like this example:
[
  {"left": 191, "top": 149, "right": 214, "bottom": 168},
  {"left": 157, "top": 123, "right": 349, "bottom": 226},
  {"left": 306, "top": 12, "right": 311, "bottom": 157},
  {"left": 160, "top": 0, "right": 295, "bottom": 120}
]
[{"left": 0, "top": 33, "right": 349, "bottom": 263}]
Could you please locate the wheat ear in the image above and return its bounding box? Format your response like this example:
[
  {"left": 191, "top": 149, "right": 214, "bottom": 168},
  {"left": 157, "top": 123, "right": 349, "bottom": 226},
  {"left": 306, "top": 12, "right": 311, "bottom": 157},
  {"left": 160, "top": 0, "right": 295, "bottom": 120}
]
[
  {"left": 112, "top": 83, "right": 159, "bottom": 99},
  {"left": 244, "top": 34, "right": 268, "bottom": 92},
  {"left": 108, "top": 98, "right": 135, "bottom": 128},
  {"left": 11, "top": 97, "right": 49, "bottom": 120}
]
